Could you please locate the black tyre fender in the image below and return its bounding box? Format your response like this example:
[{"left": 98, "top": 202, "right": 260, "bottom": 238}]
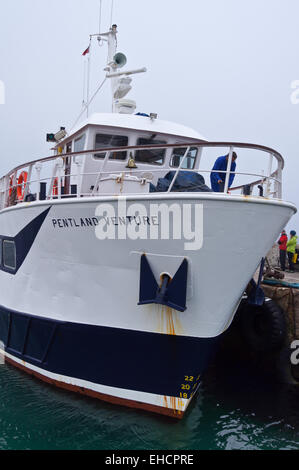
[{"left": 241, "top": 298, "right": 286, "bottom": 352}]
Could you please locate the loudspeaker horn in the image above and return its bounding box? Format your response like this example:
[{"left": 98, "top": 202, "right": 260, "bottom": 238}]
[{"left": 113, "top": 52, "right": 127, "bottom": 68}]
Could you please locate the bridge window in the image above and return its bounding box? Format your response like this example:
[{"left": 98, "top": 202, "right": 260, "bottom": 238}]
[
  {"left": 170, "top": 148, "right": 198, "bottom": 169},
  {"left": 74, "top": 134, "right": 86, "bottom": 153},
  {"left": 94, "top": 134, "right": 128, "bottom": 160},
  {"left": 135, "top": 138, "right": 167, "bottom": 165},
  {"left": 3, "top": 240, "right": 16, "bottom": 270}
]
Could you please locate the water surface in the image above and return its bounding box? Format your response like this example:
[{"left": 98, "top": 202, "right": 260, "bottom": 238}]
[{"left": 0, "top": 354, "right": 298, "bottom": 450}]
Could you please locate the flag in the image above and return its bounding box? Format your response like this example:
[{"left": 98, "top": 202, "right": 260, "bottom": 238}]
[{"left": 82, "top": 46, "right": 90, "bottom": 56}]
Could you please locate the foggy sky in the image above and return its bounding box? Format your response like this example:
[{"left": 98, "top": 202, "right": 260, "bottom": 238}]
[{"left": 0, "top": 0, "right": 298, "bottom": 233}]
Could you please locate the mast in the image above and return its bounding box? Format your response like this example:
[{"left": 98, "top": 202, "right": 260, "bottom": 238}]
[
  {"left": 106, "top": 24, "right": 120, "bottom": 111},
  {"left": 72, "top": 23, "right": 147, "bottom": 130},
  {"left": 98, "top": 25, "right": 147, "bottom": 113}
]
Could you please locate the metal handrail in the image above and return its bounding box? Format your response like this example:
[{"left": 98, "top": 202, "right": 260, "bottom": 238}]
[
  {"left": 1, "top": 169, "right": 280, "bottom": 189},
  {"left": 0, "top": 141, "right": 284, "bottom": 207},
  {"left": 1, "top": 169, "right": 281, "bottom": 205},
  {"left": 3, "top": 141, "right": 284, "bottom": 176}
]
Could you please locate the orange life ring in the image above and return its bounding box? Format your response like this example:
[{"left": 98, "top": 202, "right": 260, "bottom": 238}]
[
  {"left": 53, "top": 178, "right": 59, "bottom": 196},
  {"left": 17, "top": 171, "right": 28, "bottom": 201}
]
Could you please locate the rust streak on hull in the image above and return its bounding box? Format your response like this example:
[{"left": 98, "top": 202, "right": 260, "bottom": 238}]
[
  {"left": 158, "top": 305, "right": 183, "bottom": 336},
  {"left": 163, "top": 395, "right": 185, "bottom": 417}
]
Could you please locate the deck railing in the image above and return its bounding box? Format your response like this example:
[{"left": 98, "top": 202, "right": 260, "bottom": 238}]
[{"left": 0, "top": 141, "right": 284, "bottom": 210}]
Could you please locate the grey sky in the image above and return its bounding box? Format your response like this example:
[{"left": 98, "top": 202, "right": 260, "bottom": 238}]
[{"left": 0, "top": 0, "right": 298, "bottom": 233}]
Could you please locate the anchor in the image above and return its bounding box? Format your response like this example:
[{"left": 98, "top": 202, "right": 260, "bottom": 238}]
[{"left": 138, "top": 254, "right": 188, "bottom": 312}]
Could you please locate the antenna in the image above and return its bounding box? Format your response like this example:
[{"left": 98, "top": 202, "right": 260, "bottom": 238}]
[
  {"left": 110, "top": 0, "right": 114, "bottom": 27},
  {"left": 86, "top": 38, "right": 91, "bottom": 118},
  {"left": 99, "top": 0, "right": 103, "bottom": 34}
]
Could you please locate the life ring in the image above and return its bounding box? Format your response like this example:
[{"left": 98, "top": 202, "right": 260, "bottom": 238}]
[
  {"left": 17, "top": 171, "right": 28, "bottom": 201},
  {"left": 240, "top": 298, "right": 286, "bottom": 352},
  {"left": 53, "top": 178, "right": 59, "bottom": 196}
]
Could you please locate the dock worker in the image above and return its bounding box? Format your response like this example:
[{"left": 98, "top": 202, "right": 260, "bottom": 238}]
[
  {"left": 286, "top": 230, "right": 298, "bottom": 273},
  {"left": 277, "top": 229, "right": 288, "bottom": 271},
  {"left": 210, "top": 152, "right": 237, "bottom": 192}
]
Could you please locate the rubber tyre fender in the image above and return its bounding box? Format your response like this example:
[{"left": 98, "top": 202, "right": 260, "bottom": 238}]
[{"left": 241, "top": 298, "right": 286, "bottom": 352}]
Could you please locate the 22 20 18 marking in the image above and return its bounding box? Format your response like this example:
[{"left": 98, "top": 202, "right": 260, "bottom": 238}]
[{"left": 179, "top": 374, "right": 200, "bottom": 399}]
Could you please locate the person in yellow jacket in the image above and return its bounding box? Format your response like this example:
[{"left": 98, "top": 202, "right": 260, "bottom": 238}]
[{"left": 286, "top": 230, "right": 298, "bottom": 272}]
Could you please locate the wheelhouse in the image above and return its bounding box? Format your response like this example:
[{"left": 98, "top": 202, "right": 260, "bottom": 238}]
[
  {"left": 0, "top": 113, "right": 285, "bottom": 208},
  {"left": 53, "top": 113, "right": 206, "bottom": 196}
]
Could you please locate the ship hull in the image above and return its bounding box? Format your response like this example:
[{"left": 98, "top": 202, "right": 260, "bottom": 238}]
[
  {"left": 0, "top": 305, "right": 218, "bottom": 418},
  {"left": 0, "top": 194, "right": 296, "bottom": 417}
]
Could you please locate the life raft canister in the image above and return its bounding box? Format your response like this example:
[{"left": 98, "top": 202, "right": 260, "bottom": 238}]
[
  {"left": 241, "top": 298, "right": 286, "bottom": 352},
  {"left": 17, "top": 171, "right": 28, "bottom": 201},
  {"left": 52, "top": 178, "right": 60, "bottom": 196},
  {"left": 9, "top": 176, "right": 14, "bottom": 196}
]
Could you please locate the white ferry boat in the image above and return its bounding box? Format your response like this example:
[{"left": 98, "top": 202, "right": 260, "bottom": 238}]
[{"left": 0, "top": 24, "right": 296, "bottom": 418}]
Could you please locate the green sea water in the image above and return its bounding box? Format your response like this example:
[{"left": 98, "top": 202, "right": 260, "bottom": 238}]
[{"left": 0, "top": 353, "right": 298, "bottom": 451}]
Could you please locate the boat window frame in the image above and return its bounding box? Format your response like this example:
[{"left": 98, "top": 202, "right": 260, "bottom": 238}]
[
  {"left": 169, "top": 147, "right": 199, "bottom": 170},
  {"left": 2, "top": 240, "right": 16, "bottom": 271},
  {"left": 73, "top": 134, "right": 86, "bottom": 153},
  {"left": 134, "top": 136, "right": 167, "bottom": 166},
  {"left": 93, "top": 132, "right": 129, "bottom": 161}
]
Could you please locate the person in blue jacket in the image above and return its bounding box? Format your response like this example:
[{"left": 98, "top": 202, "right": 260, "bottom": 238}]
[{"left": 210, "top": 152, "right": 238, "bottom": 192}]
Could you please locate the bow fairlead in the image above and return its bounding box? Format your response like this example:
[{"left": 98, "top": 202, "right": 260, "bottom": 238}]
[{"left": 138, "top": 254, "right": 188, "bottom": 312}]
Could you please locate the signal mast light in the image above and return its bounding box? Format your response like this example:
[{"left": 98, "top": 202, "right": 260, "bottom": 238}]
[
  {"left": 46, "top": 133, "right": 56, "bottom": 143},
  {"left": 46, "top": 127, "right": 67, "bottom": 143}
]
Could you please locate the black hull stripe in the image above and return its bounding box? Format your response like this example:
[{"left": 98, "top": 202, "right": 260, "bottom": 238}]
[
  {"left": 0, "top": 306, "right": 219, "bottom": 398},
  {"left": 0, "top": 207, "right": 51, "bottom": 274}
]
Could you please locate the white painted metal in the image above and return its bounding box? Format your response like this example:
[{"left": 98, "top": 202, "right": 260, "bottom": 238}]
[
  {"left": 224, "top": 146, "right": 234, "bottom": 194},
  {"left": 106, "top": 68, "right": 147, "bottom": 79},
  {"left": 69, "top": 113, "right": 206, "bottom": 141},
  {"left": 266, "top": 153, "right": 274, "bottom": 197},
  {"left": 0, "top": 195, "right": 295, "bottom": 339}
]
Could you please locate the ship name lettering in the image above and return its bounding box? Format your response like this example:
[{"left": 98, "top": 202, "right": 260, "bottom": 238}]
[{"left": 51, "top": 216, "right": 159, "bottom": 229}]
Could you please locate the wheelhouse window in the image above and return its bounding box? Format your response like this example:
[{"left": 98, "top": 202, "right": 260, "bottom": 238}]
[
  {"left": 94, "top": 134, "right": 128, "bottom": 160},
  {"left": 135, "top": 138, "right": 166, "bottom": 166},
  {"left": 3, "top": 240, "right": 16, "bottom": 270},
  {"left": 74, "top": 134, "right": 86, "bottom": 153},
  {"left": 170, "top": 147, "right": 198, "bottom": 169}
]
